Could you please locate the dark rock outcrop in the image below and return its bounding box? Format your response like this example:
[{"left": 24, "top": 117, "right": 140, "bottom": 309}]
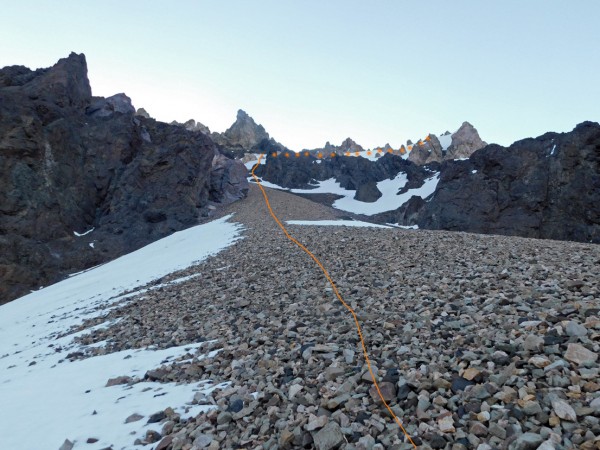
[
  {"left": 253, "top": 151, "right": 436, "bottom": 201},
  {"left": 417, "top": 122, "right": 600, "bottom": 243},
  {"left": 0, "top": 53, "right": 247, "bottom": 304}
]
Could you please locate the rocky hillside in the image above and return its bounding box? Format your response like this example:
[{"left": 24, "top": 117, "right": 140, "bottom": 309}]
[
  {"left": 251, "top": 122, "right": 600, "bottom": 244},
  {"left": 0, "top": 53, "right": 248, "bottom": 304},
  {"left": 417, "top": 121, "right": 600, "bottom": 243}
]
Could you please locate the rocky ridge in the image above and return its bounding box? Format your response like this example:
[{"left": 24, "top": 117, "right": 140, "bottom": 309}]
[
  {"left": 251, "top": 122, "right": 600, "bottom": 244},
  {"left": 0, "top": 53, "right": 248, "bottom": 304},
  {"left": 66, "top": 185, "right": 600, "bottom": 449}
]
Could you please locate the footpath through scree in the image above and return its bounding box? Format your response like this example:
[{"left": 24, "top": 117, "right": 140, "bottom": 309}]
[{"left": 250, "top": 156, "right": 418, "bottom": 448}]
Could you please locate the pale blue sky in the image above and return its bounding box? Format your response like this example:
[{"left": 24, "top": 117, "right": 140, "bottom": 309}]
[{"left": 2, "top": 1, "right": 599, "bottom": 150}]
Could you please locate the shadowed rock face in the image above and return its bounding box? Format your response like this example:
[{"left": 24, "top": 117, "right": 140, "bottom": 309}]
[
  {"left": 418, "top": 122, "right": 600, "bottom": 243},
  {"left": 0, "top": 53, "right": 247, "bottom": 304}
]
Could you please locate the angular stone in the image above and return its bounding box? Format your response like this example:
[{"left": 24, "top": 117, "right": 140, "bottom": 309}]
[
  {"left": 313, "top": 422, "right": 344, "bottom": 450},
  {"left": 438, "top": 412, "right": 455, "bottom": 433},
  {"left": 289, "top": 384, "right": 303, "bottom": 399},
  {"left": 551, "top": 398, "right": 577, "bottom": 421},
  {"left": 305, "top": 414, "right": 328, "bottom": 431},
  {"left": 469, "top": 422, "right": 488, "bottom": 436},
  {"left": 193, "top": 433, "right": 213, "bottom": 448},
  {"left": 528, "top": 356, "right": 551, "bottom": 368},
  {"left": 564, "top": 343, "right": 597, "bottom": 365},
  {"left": 58, "top": 440, "right": 74, "bottom": 450},
  {"left": 105, "top": 376, "right": 131, "bottom": 387},
  {"left": 324, "top": 366, "right": 345, "bottom": 381},
  {"left": 509, "top": 432, "right": 544, "bottom": 450},
  {"left": 125, "top": 413, "right": 144, "bottom": 423},
  {"left": 369, "top": 381, "right": 396, "bottom": 403},
  {"left": 522, "top": 400, "right": 542, "bottom": 415},
  {"left": 565, "top": 321, "right": 587, "bottom": 337},
  {"left": 463, "top": 367, "right": 480, "bottom": 381},
  {"left": 523, "top": 334, "right": 544, "bottom": 352}
]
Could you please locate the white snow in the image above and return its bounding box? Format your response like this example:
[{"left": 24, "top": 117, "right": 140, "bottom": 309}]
[
  {"left": 437, "top": 133, "right": 452, "bottom": 151},
  {"left": 471, "top": 170, "right": 478, "bottom": 174},
  {"left": 243, "top": 153, "right": 266, "bottom": 170},
  {"left": 74, "top": 228, "right": 95, "bottom": 237},
  {"left": 286, "top": 220, "right": 391, "bottom": 228},
  {"left": 388, "top": 224, "right": 419, "bottom": 230},
  {"left": 332, "top": 173, "right": 440, "bottom": 215},
  {"left": 549, "top": 144, "right": 557, "bottom": 156},
  {"left": 252, "top": 174, "right": 440, "bottom": 216},
  {"left": 0, "top": 214, "right": 243, "bottom": 450}
]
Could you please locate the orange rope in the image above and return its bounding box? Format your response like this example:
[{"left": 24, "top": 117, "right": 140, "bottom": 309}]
[{"left": 251, "top": 156, "right": 417, "bottom": 448}]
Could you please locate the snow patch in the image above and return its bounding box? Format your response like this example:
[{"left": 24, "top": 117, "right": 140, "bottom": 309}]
[
  {"left": 0, "top": 214, "right": 244, "bottom": 450},
  {"left": 74, "top": 228, "right": 95, "bottom": 237},
  {"left": 437, "top": 133, "right": 452, "bottom": 152},
  {"left": 549, "top": 144, "right": 557, "bottom": 156},
  {"left": 286, "top": 220, "right": 391, "bottom": 228}
]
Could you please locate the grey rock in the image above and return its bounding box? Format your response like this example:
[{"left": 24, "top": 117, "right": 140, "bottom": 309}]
[
  {"left": 313, "top": 421, "right": 345, "bottom": 450},
  {"left": 508, "top": 433, "right": 544, "bottom": 450}
]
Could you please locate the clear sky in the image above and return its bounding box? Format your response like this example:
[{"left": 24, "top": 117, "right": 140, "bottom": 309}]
[{"left": 2, "top": 1, "right": 599, "bottom": 150}]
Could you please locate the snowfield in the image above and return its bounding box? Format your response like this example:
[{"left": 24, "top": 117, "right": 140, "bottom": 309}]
[
  {"left": 251, "top": 173, "right": 440, "bottom": 216},
  {"left": 0, "top": 215, "right": 243, "bottom": 450}
]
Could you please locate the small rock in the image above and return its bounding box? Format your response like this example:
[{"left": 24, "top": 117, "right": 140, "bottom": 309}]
[
  {"left": 476, "top": 411, "right": 490, "bottom": 422},
  {"left": 306, "top": 414, "right": 328, "bottom": 431},
  {"left": 528, "top": 356, "right": 551, "bottom": 368},
  {"left": 451, "top": 376, "right": 475, "bottom": 393},
  {"left": 551, "top": 398, "right": 577, "bottom": 421},
  {"left": 469, "top": 422, "right": 488, "bottom": 436},
  {"left": 147, "top": 411, "right": 166, "bottom": 423},
  {"left": 289, "top": 384, "right": 303, "bottom": 399},
  {"left": 369, "top": 381, "right": 396, "bottom": 403},
  {"left": 58, "top": 440, "right": 74, "bottom": 450},
  {"left": 217, "top": 411, "right": 233, "bottom": 425},
  {"left": 508, "top": 432, "right": 543, "bottom": 450},
  {"left": 145, "top": 430, "right": 161, "bottom": 443},
  {"left": 324, "top": 366, "right": 345, "bottom": 381},
  {"left": 193, "top": 433, "right": 213, "bottom": 448},
  {"left": 463, "top": 368, "right": 480, "bottom": 381},
  {"left": 543, "top": 359, "right": 569, "bottom": 372},
  {"left": 125, "top": 413, "right": 144, "bottom": 423},
  {"left": 523, "top": 334, "right": 544, "bottom": 352},
  {"left": 155, "top": 436, "right": 173, "bottom": 450},
  {"left": 438, "top": 412, "right": 455, "bottom": 433},
  {"left": 536, "top": 440, "right": 556, "bottom": 450},
  {"left": 565, "top": 321, "right": 587, "bottom": 337},
  {"left": 313, "top": 422, "right": 344, "bottom": 450},
  {"left": 357, "top": 434, "right": 376, "bottom": 450},
  {"left": 522, "top": 400, "right": 542, "bottom": 415},
  {"left": 564, "top": 343, "right": 598, "bottom": 365},
  {"left": 105, "top": 376, "right": 131, "bottom": 387}
]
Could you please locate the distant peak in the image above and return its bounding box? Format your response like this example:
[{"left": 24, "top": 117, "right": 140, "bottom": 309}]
[{"left": 236, "top": 109, "right": 250, "bottom": 120}]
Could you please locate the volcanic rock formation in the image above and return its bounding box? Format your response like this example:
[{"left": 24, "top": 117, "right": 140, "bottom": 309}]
[{"left": 0, "top": 53, "right": 248, "bottom": 303}]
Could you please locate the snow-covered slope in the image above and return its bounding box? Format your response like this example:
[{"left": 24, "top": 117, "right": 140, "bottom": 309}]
[
  {"left": 251, "top": 174, "right": 440, "bottom": 216},
  {"left": 0, "top": 215, "right": 243, "bottom": 450}
]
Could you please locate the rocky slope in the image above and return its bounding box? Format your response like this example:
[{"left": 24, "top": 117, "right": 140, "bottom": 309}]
[
  {"left": 68, "top": 185, "right": 600, "bottom": 449},
  {"left": 0, "top": 53, "right": 248, "bottom": 304}
]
